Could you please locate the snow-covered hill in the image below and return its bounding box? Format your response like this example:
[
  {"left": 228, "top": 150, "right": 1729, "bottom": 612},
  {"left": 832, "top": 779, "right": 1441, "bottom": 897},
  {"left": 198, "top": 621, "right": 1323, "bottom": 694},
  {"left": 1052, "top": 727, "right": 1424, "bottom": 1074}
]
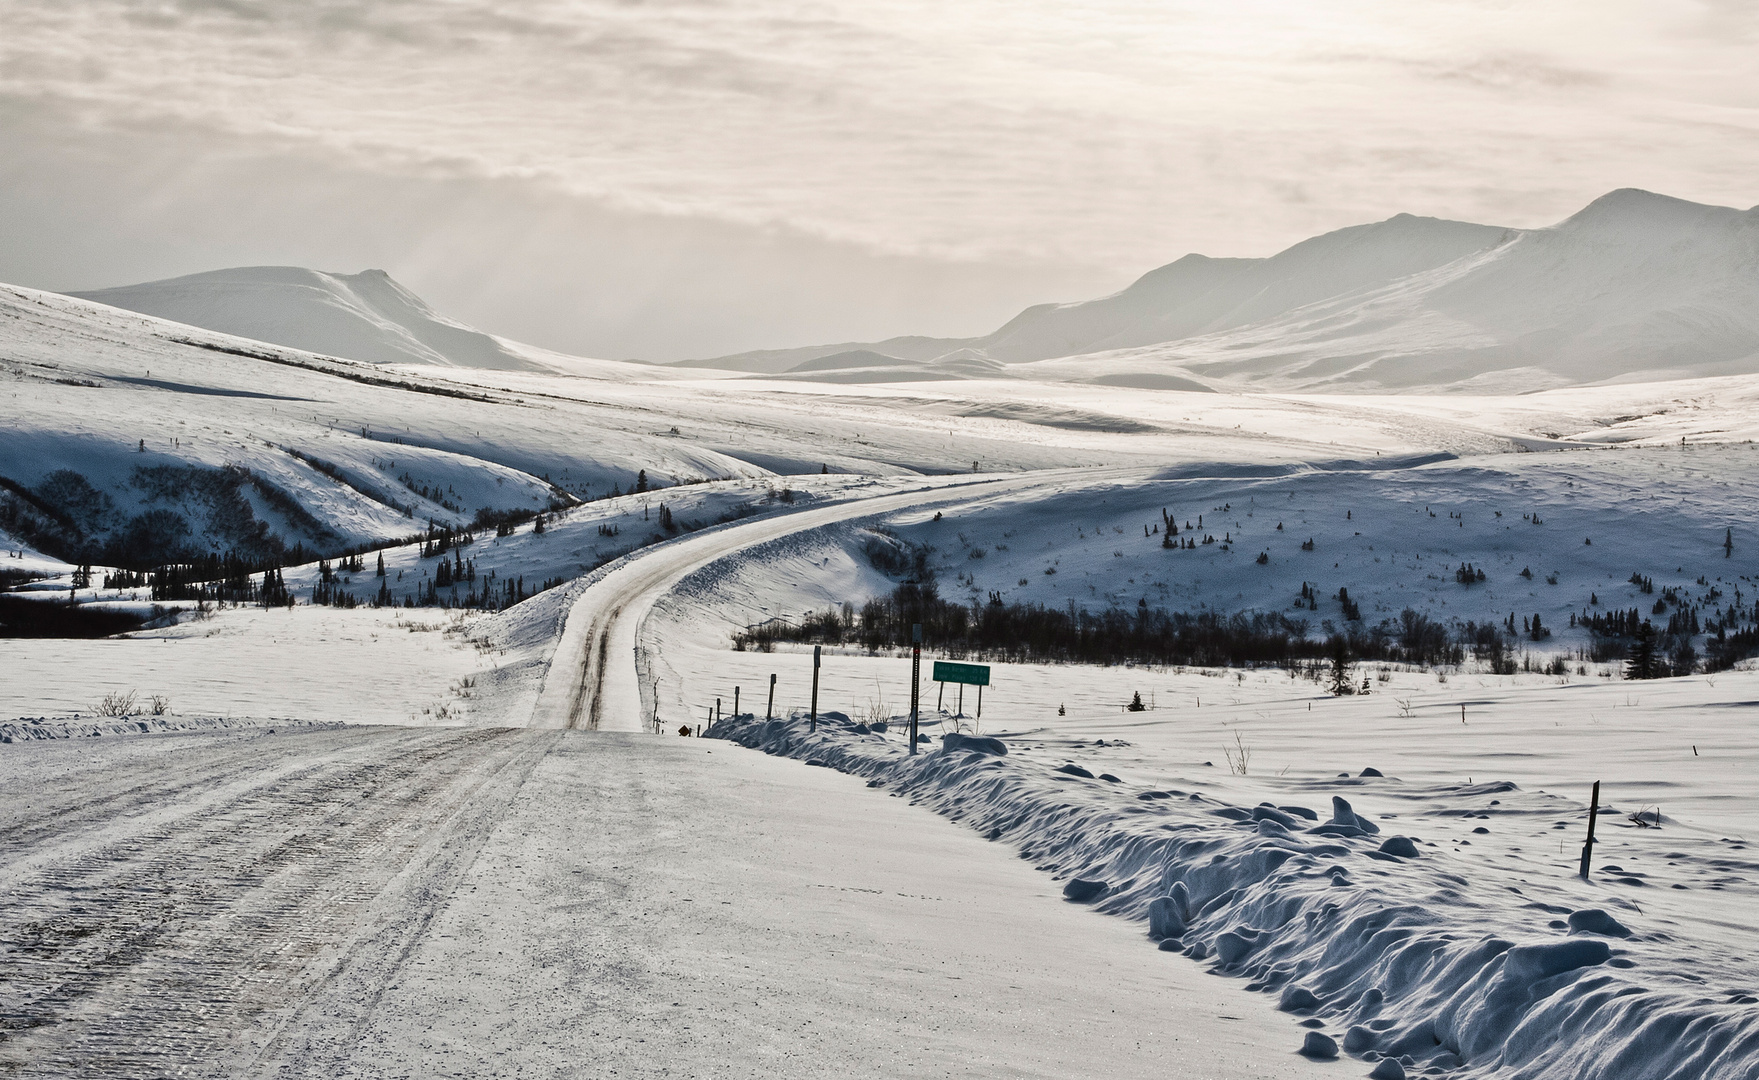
[
  {"left": 695, "top": 190, "right": 1759, "bottom": 393},
  {"left": 71, "top": 266, "right": 552, "bottom": 372},
  {"left": 9, "top": 260, "right": 1759, "bottom": 591},
  {"left": 0, "top": 283, "right": 775, "bottom": 568}
]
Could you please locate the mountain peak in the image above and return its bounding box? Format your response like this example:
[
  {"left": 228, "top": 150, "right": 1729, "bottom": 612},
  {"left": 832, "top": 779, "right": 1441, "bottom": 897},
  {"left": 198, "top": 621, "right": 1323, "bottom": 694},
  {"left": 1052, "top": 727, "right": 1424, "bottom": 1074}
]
[
  {"left": 1556, "top": 188, "right": 1738, "bottom": 233},
  {"left": 70, "top": 266, "right": 546, "bottom": 372}
]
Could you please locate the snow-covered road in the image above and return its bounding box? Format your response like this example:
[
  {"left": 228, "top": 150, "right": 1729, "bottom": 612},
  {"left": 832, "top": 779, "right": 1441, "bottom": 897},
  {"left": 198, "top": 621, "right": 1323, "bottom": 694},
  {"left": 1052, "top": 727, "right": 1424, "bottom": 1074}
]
[
  {"left": 0, "top": 723, "right": 1304, "bottom": 1078},
  {"left": 530, "top": 472, "right": 1098, "bottom": 731}
]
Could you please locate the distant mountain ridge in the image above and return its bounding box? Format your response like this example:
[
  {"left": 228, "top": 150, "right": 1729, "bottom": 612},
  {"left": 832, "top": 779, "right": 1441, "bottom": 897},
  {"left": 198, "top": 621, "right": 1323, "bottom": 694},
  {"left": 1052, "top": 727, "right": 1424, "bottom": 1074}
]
[
  {"left": 692, "top": 189, "right": 1759, "bottom": 392},
  {"left": 72, "top": 266, "right": 549, "bottom": 372}
]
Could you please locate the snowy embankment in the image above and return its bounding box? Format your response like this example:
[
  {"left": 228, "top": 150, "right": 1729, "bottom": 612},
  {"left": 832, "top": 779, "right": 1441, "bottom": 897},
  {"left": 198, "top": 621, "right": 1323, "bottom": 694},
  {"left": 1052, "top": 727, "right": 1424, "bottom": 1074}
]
[
  {"left": 708, "top": 710, "right": 1759, "bottom": 1079},
  {"left": 0, "top": 714, "right": 334, "bottom": 743}
]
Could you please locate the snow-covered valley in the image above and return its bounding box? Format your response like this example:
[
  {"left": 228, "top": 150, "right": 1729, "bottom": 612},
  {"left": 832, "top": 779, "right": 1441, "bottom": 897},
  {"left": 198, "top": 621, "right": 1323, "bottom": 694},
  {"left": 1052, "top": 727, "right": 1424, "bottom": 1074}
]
[{"left": 5, "top": 196, "right": 1759, "bottom": 1079}]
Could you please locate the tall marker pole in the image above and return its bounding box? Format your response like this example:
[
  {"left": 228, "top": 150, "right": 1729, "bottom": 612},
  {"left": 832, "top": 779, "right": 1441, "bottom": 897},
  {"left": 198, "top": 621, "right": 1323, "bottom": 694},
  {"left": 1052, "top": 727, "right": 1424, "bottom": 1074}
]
[
  {"left": 909, "top": 623, "right": 921, "bottom": 755},
  {"left": 809, "top": 646, "right": 821, "bottom": 733},
  {"left": 1578, "top": 780, "right": 1601, "bottom": 880},
  {"left": 766, "top": 673, "right": 776, "bottom": 720}
]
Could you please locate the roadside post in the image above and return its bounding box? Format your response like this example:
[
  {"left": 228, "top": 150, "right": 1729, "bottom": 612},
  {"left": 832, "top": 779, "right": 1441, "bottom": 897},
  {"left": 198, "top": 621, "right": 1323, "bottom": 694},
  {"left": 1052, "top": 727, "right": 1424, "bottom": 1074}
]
[
  {"left": 1579, "top": 780, "right": 1601, "bottom": 880},
  {"left": 734, "top": 686, "right": 740, "bottom": 719},
  {"left": 809, "top": 646, "right": 821, "bottom": 733},
  {"left": 932, "top": 661, "right": 990, "bottom": 723},
  {"left": 766, "top": 673, "right": 776, "bottom": 720},
  {"left": 909, "top": 624, "right": 921, "bottom": 755}
]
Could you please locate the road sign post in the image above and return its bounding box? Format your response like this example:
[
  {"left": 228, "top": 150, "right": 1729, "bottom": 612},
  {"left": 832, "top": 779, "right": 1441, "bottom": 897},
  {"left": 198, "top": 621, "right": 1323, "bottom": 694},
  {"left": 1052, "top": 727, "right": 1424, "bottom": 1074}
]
[
  {"left": 734, "top": 686, "right": 740, "bottom": 719},
  {"left": 766, "top": 673, "right": 776, "bottom": 720},
  {"left": 809, "top": 646, "right": 821, "bottom": 733},
  {"left": 909, "top": 624, "right": 921, "bottom": 755},
  {"left": 933, "top": 661, "right": 990, "bottom": 725}
]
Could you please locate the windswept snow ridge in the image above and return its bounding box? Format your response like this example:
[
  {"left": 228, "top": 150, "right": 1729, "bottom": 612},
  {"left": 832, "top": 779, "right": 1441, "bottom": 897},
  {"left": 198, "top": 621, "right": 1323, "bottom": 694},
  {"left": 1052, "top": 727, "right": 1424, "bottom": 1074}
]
[
  {"left": 72, "top": 266, "right": 549, "bottom": 372},
  {"left": 710, "top": 713, "right": 1759, "bottom": 1080}
]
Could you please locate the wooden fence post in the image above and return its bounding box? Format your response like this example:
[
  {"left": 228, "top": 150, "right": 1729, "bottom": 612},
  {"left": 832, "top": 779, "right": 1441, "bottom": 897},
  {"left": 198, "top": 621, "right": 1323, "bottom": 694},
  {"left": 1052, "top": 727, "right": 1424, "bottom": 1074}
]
[
  {"left": 909, "top": 623, "right": 921, "bottom": 754},
  {"left": 809, "top": 646, "right": 821, "bottom": 733},
  {"left": 1578, "top": 780, "right": 1601, "bottom": 880}
]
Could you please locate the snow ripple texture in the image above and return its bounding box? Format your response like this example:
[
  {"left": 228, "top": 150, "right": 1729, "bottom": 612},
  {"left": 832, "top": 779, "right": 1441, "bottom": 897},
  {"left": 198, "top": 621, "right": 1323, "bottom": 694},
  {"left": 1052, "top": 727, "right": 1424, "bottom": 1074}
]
[{"left": 710, "top": 712, "right": 1759, "bottom": 1080}]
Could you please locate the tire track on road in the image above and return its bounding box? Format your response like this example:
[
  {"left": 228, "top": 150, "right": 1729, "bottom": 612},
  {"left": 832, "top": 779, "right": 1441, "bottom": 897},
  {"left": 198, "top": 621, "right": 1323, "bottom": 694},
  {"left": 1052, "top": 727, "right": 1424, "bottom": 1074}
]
[{"left": 0, "top": 726, "right": 545, "bottom": 1079}]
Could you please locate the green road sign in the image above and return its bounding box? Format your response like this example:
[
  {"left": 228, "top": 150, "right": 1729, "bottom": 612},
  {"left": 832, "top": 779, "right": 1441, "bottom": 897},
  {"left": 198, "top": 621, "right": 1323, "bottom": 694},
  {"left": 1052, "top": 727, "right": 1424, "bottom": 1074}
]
[{"left": 932, "top": 661, "right": 990, "bottom": 686}]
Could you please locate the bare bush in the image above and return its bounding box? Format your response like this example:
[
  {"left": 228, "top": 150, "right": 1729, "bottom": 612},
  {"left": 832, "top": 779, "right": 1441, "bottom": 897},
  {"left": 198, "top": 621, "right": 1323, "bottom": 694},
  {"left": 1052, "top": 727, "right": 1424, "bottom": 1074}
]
[
  {"left": 94, "top": 690, "right": 138, "bottom": 717},
  {"left": 859, "top": 680, "right": 891, "bottom": 729},
  {"left": 1223, "top": 730, "right": 1251, "bottom": 776},
  {"left": 148, "top": 694, "right": 171, "bottom": 716}
]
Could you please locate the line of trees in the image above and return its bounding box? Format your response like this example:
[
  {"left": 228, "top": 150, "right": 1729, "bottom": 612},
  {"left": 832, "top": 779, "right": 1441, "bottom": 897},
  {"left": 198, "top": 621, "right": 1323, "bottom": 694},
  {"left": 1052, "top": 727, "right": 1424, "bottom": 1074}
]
[
  {"left": 736, "top": 577, "right": 1759, "bottom": 677},
  {"left": 735, "top": 580, "right": 1498, "bottom": 669}
]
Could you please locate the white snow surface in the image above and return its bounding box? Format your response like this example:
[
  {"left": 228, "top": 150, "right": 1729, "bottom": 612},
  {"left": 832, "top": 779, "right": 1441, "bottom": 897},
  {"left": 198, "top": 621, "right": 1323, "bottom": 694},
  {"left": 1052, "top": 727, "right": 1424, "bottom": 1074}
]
[
  {"left": 705, "top": 686, "right": 1759, "bottom": 1079},
  {"left": 7, "top": 238, "right": 1759, "bottom": 1079},
  {"left": 625, "top": 454, "right": 1759, "bottom": 1080}
]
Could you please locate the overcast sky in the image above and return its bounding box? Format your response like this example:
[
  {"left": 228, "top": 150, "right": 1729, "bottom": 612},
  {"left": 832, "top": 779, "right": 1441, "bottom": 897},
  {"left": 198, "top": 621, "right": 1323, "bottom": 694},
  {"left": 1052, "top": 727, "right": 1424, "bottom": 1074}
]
[{"left": 2, "top": 0, "right": 1756, "bottom": 360}]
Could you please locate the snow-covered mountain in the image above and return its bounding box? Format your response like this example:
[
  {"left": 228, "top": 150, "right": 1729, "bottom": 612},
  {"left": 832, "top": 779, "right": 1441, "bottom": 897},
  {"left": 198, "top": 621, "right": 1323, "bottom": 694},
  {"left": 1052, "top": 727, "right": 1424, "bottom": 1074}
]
[
  {"left": 71, "top": 266, "right": 552, "bottom": 372},
  {"left": 697, "top": 190, "right": 1759, "bottom": 392}
]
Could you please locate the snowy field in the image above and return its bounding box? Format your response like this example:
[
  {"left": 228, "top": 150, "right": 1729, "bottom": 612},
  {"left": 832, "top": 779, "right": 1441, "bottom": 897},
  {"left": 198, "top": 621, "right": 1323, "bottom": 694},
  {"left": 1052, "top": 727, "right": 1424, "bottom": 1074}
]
[
  {"left": 687, "top": 645, "right": 1759, "bottom": 1078},
  {"left": 6, "top": 268, "right": 1759, "bottom": 1079},
  {"left": 632, "top": 454, "right": 1759, "bottom": 1079}
]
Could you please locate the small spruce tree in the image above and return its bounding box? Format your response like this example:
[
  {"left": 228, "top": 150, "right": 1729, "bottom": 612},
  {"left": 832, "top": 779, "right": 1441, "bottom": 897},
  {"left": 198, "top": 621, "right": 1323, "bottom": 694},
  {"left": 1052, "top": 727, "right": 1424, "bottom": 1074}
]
[
  {"left": 1327, "top": 635, "right": 1353, "bottom": 695},
  {"left": 1626, "top": 621, "right": 1659, "bottom": 680}
]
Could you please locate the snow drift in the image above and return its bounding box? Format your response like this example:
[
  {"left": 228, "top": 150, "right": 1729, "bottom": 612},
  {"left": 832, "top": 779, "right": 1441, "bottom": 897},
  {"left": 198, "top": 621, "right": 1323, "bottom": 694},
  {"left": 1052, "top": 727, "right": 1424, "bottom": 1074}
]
[{"left": 710, "top": 712, "right": 1759, "bottom": 1080}]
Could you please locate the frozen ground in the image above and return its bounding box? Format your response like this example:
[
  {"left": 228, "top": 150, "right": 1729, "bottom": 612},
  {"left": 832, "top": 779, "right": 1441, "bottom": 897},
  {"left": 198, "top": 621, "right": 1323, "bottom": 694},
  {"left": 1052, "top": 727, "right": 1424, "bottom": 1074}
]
[
  {"left": 0, "top": 605, "right": 494, "bottom": 727},
  {"left": 0, "top": 723, "right": 1307, "bottom": 1080},
  {"left": 7, "top": 265, "right": 1759, "bottom": 1078},
  {"left": 686, "top": 644, "right": 1759, "bottom": 1078},
  {"left": 631, "top": 457, "right": 1759, "bottom": 1079}
]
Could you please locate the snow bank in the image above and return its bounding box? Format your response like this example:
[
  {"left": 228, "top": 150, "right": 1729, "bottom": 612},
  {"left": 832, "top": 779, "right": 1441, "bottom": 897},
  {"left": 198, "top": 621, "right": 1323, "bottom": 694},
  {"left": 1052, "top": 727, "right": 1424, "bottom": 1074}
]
[
  {"left": 0, "top": 714, "right": 335, "bottom": 742},
  {"left": 708, "top": 711, "right": 1759, "bottom": 1079}
]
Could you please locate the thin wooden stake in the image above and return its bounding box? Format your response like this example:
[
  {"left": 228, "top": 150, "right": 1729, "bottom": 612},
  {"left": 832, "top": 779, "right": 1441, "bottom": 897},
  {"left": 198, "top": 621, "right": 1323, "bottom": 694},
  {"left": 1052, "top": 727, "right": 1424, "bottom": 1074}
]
[
  {"left": 1578, "top": 780, "right": 1601, "bottom": 880},
  {"left": 809, "top": 646, "right": 821, "bottom": 733},
  {"left": 909, "top": 623, "right": 921, "bottom": 755}
]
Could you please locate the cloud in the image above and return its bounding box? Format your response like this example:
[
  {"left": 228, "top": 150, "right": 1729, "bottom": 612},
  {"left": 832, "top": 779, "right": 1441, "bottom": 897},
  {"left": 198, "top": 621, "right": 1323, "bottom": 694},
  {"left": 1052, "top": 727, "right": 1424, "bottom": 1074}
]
[
  {"left": 1, "top": 0, "right": 1757, "bottom": 354},
  {"left": 0, "top": 99, "right": 1111, "bottom": 359}
]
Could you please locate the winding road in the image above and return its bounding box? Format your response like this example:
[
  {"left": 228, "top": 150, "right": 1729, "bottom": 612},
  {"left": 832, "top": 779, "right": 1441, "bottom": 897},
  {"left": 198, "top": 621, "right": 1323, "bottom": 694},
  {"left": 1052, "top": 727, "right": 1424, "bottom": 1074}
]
[
  {"left": 0, "top": 466, "right": 1311, "bottom": 1079},
  {"left": 528, "top": 471, "right": 1094, "bottom": 732}
]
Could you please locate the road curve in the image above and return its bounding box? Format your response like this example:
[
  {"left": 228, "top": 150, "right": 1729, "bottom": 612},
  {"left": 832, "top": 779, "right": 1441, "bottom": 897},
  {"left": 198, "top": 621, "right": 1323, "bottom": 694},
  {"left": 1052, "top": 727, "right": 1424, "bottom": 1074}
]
[{"left": 527, "top": 472, "right": 1092, "bottom": 731}]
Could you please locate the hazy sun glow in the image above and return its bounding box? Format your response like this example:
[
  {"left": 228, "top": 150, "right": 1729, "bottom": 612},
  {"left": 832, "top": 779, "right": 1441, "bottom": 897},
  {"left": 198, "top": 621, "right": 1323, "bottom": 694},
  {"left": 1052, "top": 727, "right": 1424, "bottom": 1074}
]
[{"left": 1, "top": 0, "right": 1755, "bottom": 356}]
